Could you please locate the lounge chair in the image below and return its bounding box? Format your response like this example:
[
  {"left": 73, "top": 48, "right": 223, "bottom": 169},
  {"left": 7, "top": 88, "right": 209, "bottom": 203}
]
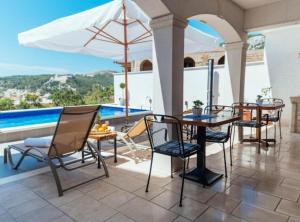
[
  {"left": 4, "top": 105, "right": 109, "bottom": 196},
  {"left": 117, "top": 118, "right": 150, "bottom": 150}
]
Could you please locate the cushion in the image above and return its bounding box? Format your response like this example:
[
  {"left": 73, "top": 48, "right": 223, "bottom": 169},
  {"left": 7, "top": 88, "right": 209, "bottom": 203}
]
[
  {"left": 233, "top": 120, "right": 263, "bottom": 128},
  {"left": 154, "top": 140, "right": 199, "bottom": 157},
  {"left": 206, "top": 130, "right": 228, "bottom": 141}
]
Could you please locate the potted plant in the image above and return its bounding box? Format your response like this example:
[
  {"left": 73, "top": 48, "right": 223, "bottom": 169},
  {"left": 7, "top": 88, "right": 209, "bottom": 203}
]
[
  {"left": 119, "top": 82, "right": 126, "bottom": 105},
  {"left": 192, "top": 100, "right": 204, "bottom": 115},
  {"left": 256, "top": 94, "right": 263, "bottom": 105},
  {"left": 261, "top": 86, "right": 272, "bottom": 98}
]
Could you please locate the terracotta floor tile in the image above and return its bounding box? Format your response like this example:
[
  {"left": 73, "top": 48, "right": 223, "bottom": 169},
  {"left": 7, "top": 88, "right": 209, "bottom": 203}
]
[
  {"left": 170, "top": 197, "right": 208, "bottom": 221},
  {"left": 151, "top": 190, "right": 179, "bottom": 209},
  {"left": 232, "top": 202, "right": 288, "bottom": 222},
  {"left": 105, "top": 213, "right": 135, "bottom": 222},
  {"left": 256, "top": 182, "right": 300, "bottom": 202},
  {"left": 16, "top": 205, "right": 63, "bottom": 222},
  {"left": 226, "top": 184, "right": 280, "bottom": 210},
  {"left": 173, "top": 216, "right": 192, "bottom": 222},
  {"left": 164, "top": 179, "right": 216, "bottom": 203},
  {"left": 8, "top": 197, "right": 49, "bottom": 218},
  {"left": 100, "top": 189, "right": 136, "bottom": 209},
  {"left": 134, "top": 184, "right": 166, "bottom": 200},
  {"left": 207, "top": 193, "right": 240, "bottom": 213},
  {"left": 196, "top": 207, "right": 247, "bottom": 222},
  {"left": 277, "top": 199, "right": 300, "bottom": 219},
  {"left": 119, "top": 197, "right": 177, "bottom": 222}
]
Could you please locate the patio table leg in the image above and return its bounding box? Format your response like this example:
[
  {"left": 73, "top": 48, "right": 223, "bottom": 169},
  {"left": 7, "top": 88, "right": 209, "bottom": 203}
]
[
  {"left": 114, "top": 138, "right": 117, "bottom": 163},
  {"left": 182, "top": 126, "right": 223, "bottom": 186},
  {"left": 97, "top": 140, "right": 101, "bottom": 169}
]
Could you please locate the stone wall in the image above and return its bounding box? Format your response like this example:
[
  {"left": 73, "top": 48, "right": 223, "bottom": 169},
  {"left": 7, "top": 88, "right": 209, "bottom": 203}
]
[{"left": 130, "top": 49, "right": 264, "bottom": 72}]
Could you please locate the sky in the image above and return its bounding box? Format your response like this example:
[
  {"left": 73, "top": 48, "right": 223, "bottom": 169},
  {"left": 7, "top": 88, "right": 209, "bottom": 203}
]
[{"left": 0, "top": 0, "right": 221, "bottom": 76}]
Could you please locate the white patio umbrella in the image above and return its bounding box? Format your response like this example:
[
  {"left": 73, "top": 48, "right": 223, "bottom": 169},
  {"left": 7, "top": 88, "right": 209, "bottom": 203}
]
[{"left": 18, "top": 0, "right": 218, "bottom": 118}]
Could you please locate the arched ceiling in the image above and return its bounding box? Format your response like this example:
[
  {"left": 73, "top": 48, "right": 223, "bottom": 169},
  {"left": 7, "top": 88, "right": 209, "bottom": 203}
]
[
  {"left": 134, "top": 0, "right": 300, "bottom": 33},
  {"left": 134, "top": 0, "right": 245, "bottom": 43},
  {"left": 190, "top": 14, "right": 244, "bottom": 43},
  {"left": 232, "top": 0, "right": 281, "bottom": 9}
]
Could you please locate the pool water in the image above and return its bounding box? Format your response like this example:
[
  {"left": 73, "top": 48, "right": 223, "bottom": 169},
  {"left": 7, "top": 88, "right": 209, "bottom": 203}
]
[{"left": 0, "top": 106, "right": 146, "bottom": 129}]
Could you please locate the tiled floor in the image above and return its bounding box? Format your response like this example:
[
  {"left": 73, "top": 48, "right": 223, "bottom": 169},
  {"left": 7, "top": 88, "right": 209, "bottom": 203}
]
[{"left": 0, "top": 127, "right": 300, "bottom": 222}]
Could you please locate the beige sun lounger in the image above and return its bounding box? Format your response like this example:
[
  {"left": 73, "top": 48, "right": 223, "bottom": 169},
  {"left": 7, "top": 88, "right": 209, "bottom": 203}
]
[
  {"left": 4, "top": 105, "right": 109, "bottom": 196},
  {"left": 117, "top": 118, "right": 150, "bottom": 150}
]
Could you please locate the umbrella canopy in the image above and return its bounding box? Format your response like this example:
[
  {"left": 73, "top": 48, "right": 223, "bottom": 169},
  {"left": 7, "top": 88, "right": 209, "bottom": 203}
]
[
  {"left": 18, "top": 0, "right": 218, "bottom": 61},
  {"left": 18, "top": 0, "right": 219, "bottom": 118}
]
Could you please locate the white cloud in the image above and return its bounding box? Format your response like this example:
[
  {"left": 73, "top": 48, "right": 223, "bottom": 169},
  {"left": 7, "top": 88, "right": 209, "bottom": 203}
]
[{"left": 0, "top": 63, "right": 69, "bottom": 76}]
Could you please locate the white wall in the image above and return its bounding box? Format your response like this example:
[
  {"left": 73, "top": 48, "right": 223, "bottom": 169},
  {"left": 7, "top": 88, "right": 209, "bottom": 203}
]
[
  {"left": 114, "top": 71, "right": 153, "bottom": 110},
  {"left": 115, "top": 25, "right": 300, "bottom": 127},
  {"left": 114, "top": 62, "right": 268, "bottom": 110},
  {"left": 264, "top": 25, "right": 300, "bottom": 126}
]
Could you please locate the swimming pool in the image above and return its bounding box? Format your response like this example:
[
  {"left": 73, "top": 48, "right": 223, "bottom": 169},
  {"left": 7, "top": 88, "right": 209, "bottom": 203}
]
[{"left": 0, "top": 105, "right": 147, "bottom": 129}]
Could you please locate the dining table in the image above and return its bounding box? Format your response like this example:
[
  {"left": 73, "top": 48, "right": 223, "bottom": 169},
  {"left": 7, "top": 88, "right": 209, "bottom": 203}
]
[
  {"left": 234, "top": 103, "right": 285, "bottom": 146},
  {"left": 176, "top": 113, "right": 240, "bottom": 186}
]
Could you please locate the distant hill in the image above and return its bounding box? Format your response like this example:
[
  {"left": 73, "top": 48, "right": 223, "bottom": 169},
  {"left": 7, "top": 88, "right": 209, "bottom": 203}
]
[{"left": 0, "top": 71, "right": 114, "bottom": 95}]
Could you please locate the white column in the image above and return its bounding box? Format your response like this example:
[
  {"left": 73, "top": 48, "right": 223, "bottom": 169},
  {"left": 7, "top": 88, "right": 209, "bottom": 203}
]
[
  {"left": 151, "top": 14, "right": 186, "bottom": 115},
  {"left": 224, "top": 41, "right": 248, "bottom": 103},
  {"left": 150, "top": 15, "right": 187, "bottom": 173},
  {"left": 225, "top": 40, "right": 247, "bottom": 141}
]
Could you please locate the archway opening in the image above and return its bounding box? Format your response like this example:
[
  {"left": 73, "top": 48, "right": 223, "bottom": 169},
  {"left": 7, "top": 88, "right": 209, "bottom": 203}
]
[
  {"left": 184, "top": 57, "right": 196, "bottom": 68},
  {"left": 140, "top": 60, "right": 153, "bottom": 71},
  {"left": 218, "top": 55, "right": 225, "bottom": 65}
]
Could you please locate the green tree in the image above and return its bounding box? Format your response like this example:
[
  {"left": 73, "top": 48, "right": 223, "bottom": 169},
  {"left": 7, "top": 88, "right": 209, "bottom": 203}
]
[
  {"left": 25, "top": 93, "right": 42, "bottom": 108},
  {"left": 84, "top": 86, "right": 102, "bottom": 104},
  {"left": 18, "top": 100, "right": 30, "bottom": 109},
  {"left": 50, "top": 88, "right": 84, "bottom": 106},
  {"left": 102, "top": 86, "right": 114, "bottom": 103},
  {"left": 0, "top": 98, "right": 14, "bottom": 110},
  {"left": 84, "top": 86, "right": 114, "bottom": 105}
]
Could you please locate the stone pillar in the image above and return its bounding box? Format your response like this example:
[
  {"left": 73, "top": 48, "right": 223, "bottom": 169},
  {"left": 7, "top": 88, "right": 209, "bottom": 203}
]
[
  {"left": 224, "top": 41, "right": 248, "bottom": 103},
  {"left": 151, "top": 14, "right": 186, "bottom": 115},
  {"left": 225, "top": 40, "right": 248, "bottom": 141},
  {"left": 150, "top": 15, "right": 186, "bottom": 173}
]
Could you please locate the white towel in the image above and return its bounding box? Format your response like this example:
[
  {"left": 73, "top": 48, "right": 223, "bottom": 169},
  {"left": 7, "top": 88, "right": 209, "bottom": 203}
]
[{"left": 24, "top": 138, "right": 52, "bottom": 148}]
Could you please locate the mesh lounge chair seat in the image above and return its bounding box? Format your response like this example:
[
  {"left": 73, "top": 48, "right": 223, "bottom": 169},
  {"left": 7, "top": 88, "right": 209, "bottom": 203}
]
[
  {"left": 4, "top": 105, "right": 109, "bottom": 196},
  {"left": 154, "top": 141, "right": 199, "bottom": 157},
  {"left": 6, "top": 143, "right": 50, "bottom": 160}
]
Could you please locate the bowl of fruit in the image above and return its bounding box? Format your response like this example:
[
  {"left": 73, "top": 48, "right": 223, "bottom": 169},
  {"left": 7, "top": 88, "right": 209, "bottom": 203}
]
[{"left": 90, "top": 123, "right": 112, "bottom": 135}]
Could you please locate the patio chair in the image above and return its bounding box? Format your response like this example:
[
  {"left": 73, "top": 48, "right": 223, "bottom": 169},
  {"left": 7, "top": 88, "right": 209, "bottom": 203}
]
[
  {"left": 144, "top": 114, "right": 200, "bottom": 207},
  {"left": 117, "top": 118, "right": 150, "bottom": 150},
  {"left": 187, "top": 105, "right": 234, "bottom": 175},
  {"left": 232, "top": 102, "right": 269, "bottom": 154},
  {"left": 261, "top": 98, "right": 283, "bottom": 140},
  {"left": 204, "top": 105, "right": 233, "bottom": 175},
  {"left": 3, "top": 105, "right": 109, "bottom": 196}
]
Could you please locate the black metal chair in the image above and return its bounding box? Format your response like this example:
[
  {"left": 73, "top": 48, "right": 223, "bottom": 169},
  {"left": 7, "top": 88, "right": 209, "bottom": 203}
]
[
  {"left": 144, "top": 114, "right": 199, "bottom": 207},
  {"left": 232, "top": 103, "right": 269, "bottom": 154},
  {"left": 204, "top": 105, "right": 234, "bottom": 175},
  {"left": 188, "top": 105, "right": 233, "bottom": 175},
  {"left": 261, "top": 98, "right": 283, "bottom": 140}
]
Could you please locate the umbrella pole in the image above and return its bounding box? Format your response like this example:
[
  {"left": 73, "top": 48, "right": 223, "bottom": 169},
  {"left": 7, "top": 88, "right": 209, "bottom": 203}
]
[
  {"left": 124, "top": 45, "right": 129, "bottom": 122},
  {"left": 123, "top": 2, "right": 129, "bottom": 122}
]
